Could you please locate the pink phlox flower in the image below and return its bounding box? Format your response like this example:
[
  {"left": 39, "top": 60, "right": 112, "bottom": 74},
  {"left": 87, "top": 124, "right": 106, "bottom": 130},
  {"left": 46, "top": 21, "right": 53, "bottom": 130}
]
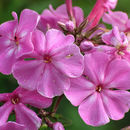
[
  {"left": 103, "top": 10, "right": 130, "bottom": 32},
  {"left": 0, "top": 87, "right": 52, "bottom": 130},
  {"left": 65, "top": 51, "right": 130, "bottom": 126},
  {"left": 0, "top": 9, "right": 40, "bottom": 74},
  {"left": 102, "top": 26, "right": 130, "bottom": 60},
  {"left": 12, "top": 29, "right": 84, "bottom": 98},
  {"left": 37, "top": 4, "right": 83, "bottom": 32}
]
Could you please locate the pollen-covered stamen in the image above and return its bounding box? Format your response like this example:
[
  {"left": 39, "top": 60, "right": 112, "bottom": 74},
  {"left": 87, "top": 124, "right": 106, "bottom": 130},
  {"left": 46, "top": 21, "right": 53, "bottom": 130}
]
[
  {"left": 116, "top": 45, "right": 127, "bottom": 56},
  {"left": 96, "top": 85, "right": 102, "bottom": 92},
  {"left": 66, "top": 54, "right": 73, "bottom": 58},
  {"left": 43, "top": 55, "right": 52, "bottom": 63},
  {"left": 11, "top": 95, "right": 20, "bottom": 104}
]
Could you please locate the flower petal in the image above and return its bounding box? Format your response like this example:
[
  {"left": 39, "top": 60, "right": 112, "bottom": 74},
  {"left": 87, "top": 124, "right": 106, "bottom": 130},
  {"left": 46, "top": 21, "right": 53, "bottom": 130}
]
[
  {"left": 15, "top": 103, "right": 41, "bottom": 130},
  {"left": 102, "top": 11, "right": 128, "bottom": 32},
  {"left": 45, "top": 29, "right": 74, "bottom": 54},
  {"left": 0, "top": 122, "right": 25, "bottom": 130},
  {"left": 0, "top": 93, "right": 9, "bottom": 102},
  {"left": 32, "top": 30, "right": 46, "bottom": 54},
  {"left": 84, "top": 52, "right": 110, "bottom": 84},
  {"left": 73, "top": 6, "right": 84, "bottom": 26},
  {"left": 20, "top": 88, "right": 52, "bottom": 108},
  {"left": 16, "top": 33, "right": 34, "bottom": 58},
  {"left": 104, "top": 59, "right": 130, "bottom": 90},
  {"left": 0, "top": 47, "right": 16, "bottom": 74},
  {"left": 0, "top": 18, "right": 17, "bottom": 38},
  {"left": 17, "top": 9, "right": 39, "bottom": 35},
  {"left": 64, "top": 76, "right": 95, "bottom": 106},
  {"left": 79, "top": 92, "right": 109, "bottom": 126},
  {"left": 0, "top": 102, "right": 13, "bottom": 125},
  {"left": 37, "top": 64, "right": 70, "bottom": 98},
  {"left": 102, "top": 26, "right": 122, "bottom": 46},
  {"left": 101, "top": 90, "right": 130, "bottom": 120},
  {"left": 13, "top": 60, "right": 44, "bottom": 90},
  {"left": 53, "top": 44, "right": 84, "bottom": 78}
]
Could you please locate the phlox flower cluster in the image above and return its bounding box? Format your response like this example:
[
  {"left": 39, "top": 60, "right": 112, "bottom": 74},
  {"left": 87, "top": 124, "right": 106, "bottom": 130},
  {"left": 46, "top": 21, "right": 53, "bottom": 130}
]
[{"left": 0, "top": 0, "right": 130, "bottom": 129}]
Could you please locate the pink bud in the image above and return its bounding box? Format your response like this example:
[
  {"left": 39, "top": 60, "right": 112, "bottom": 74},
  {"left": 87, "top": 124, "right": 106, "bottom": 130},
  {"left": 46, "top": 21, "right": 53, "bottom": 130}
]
[
  {"left": 80, "top": 40, "right": 94, "bottom": 52},
  {"left": 53, "top": 122, "right": 65, "bottom": 130},
  {"left": 65, "top": 20, "right": 75, "bottom": 32}
]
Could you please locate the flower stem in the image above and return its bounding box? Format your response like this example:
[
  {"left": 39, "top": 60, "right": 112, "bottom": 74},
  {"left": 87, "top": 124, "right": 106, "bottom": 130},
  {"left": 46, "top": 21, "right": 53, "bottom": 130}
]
[{"left": 52, "top": 95, "right": 64, "bottom": 114}]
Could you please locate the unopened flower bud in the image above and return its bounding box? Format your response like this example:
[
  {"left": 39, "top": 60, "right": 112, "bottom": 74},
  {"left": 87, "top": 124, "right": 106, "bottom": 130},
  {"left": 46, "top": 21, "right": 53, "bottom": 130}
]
[
  {"left": 53, "top": 122, "right": 65, "bottom": 130},
  {"left": 80, "top": 40, "right": 94, "bottom": 53},
  {"left": 65, "top": 20, "right": 75, "bottom": 32}
]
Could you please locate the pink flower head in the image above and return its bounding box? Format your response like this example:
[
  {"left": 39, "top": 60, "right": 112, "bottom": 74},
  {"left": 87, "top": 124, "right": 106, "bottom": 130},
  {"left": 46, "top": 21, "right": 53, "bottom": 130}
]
[
  {"left": 13, "top": 29, "right": 84, "bottom": 98},
  {"left": 37, "top": 4, "right": 83, "bottom": 32},
  {"left": 103, "top": 10, "right": 130, "bottom": 32},
  {"left": 0, "top": 87, "right": 52, "bottom": 130},
  {"left": 102, "top": 26, "right": 130, "bottom": 60},
  {"left": 53, "top": 122, "right": 65, "bottom": 130},
  {"left": 0, "top": 9, "right": 39, "bottom": 74},
  {"left": 65, "top": 52, "right": 130, "bottom": 126}
]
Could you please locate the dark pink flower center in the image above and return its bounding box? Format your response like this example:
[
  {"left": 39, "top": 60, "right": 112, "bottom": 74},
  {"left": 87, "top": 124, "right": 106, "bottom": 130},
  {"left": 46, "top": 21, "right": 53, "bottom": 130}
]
[
  {"left": 96, "top": 85, "right": 102, "bottom": 92},
  {"left": 11, "top": 95, "right": 20, "bottom": 104},
  {"left": 43, "top": 55, "right": 52, "bottom": 63},
  {"left": 14, "top": 35, "right": 19, "bottom": 45}
]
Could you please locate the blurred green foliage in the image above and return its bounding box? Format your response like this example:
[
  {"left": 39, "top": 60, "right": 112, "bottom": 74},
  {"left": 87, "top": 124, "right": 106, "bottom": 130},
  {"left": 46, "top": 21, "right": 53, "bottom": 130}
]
[{"left": 0, "top": 0, "right": 130, "bottom": 130}]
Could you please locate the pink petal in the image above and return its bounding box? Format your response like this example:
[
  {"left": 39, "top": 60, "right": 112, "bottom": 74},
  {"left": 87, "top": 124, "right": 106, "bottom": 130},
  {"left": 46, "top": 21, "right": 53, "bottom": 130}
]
[
  {"left": 13, "top": 60, "right": 44, "bottom": 90},
  {"left": 15, "top": 103, "right": 41, "bottom": 130},
  {"left": 53, "top": 44, "right": 84, "bottom": 78},
  {"left": 16, "top": 33, "right": 34, "bottom": 58},
  {"left": 101, "top": 90, "right": 130, "bottom": 120},
  {"left": 0, "top": 93, "right": 9, "bottom": 102},
  {"left": 0, "top": 122, "right": 25, "bottom": 130},
  {"left": 32, "top": 30, "right": 46, "bottom": 54},
  {"left": 73, "top": 7, "right": 84, "bottom": 26},
  {"left": 103, "top": 11, "right": 128, "bottom": 32},
  {"left": 79, "top": 92, "right": 109, "bottom": 126},
  {"left": 84, "top": 52, "right": 110, "bottom": 84},
  {"left": 0, "top": 19, "right": 17, "bottom": 38},
  {"left": 0, "top": 102, "right": 13, "bottom": 125},
  {"left": 20, "top": 88, "right": 52, "bottom": 108},
  {"left": 55, "top": 4, "right": 68, "bottom": 18},
  {"left": 37, "top": 64, "right": 70, "bottom": 98},
  {"left": 17, "top": 9, "right": 39, "bottom": 35},
  {"left": 104, "top": 59, "right": 130, "bottom": 90},
  {"left": 39, "top": 9, "right": 58, "bottom": 32},
  {"left": 64, "top": 76, "right": 95, "bottom": 106},
  {"left": 102, "top": 26, "right": 122, "bottom": 46},
  {"left": 0, "top": 47, "right": 16, "bottom": 74},
  {"left": 45, "top": 29, "right": 74, "bottom": 54}
]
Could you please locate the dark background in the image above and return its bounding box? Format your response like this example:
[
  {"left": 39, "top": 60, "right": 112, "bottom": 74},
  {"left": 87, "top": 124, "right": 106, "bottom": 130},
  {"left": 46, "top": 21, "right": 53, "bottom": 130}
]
[{"left": 0, "top": 0, "right": 130, "bottom": 129}]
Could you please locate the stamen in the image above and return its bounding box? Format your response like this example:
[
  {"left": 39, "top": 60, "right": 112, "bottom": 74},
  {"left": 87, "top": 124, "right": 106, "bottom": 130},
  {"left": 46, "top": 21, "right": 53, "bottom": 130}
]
[{"left": 96, "top": 85, "right": 102, "bottom": 92}]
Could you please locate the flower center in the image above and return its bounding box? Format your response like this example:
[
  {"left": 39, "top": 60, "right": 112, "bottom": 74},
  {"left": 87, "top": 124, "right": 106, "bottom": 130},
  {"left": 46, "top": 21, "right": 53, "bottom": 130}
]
[
  {"left": 11, "top": 95, "right": 20, "bottom": 104},
  {"left": 14, "top": 36, "right": 19, "bottom": 45},
  {"left": 116, "top": 45, "right": 127, "bottom": 56},
  {"left": 96, "top": 85, "right": 102, "bottom": 92},
  {"left": 43, "top": 55, "right": 52, "bottom": 63}
]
